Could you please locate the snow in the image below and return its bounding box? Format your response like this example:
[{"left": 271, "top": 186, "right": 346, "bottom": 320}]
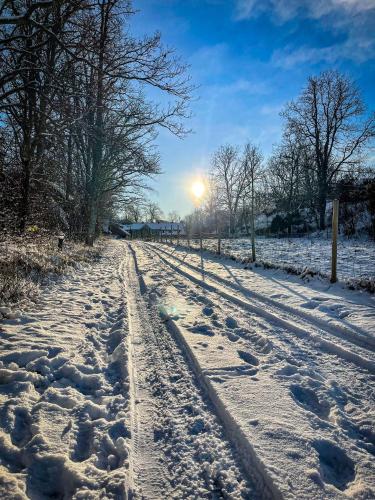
[
  {"left": 0, "top": 243, "right": 131, "bottom": 498},
  {"left": 137, "top": 241, "right": 375, "bottom": 498},
  {"left": 187, "top": 237, "right": 375, "bottom": 281},
  {"left": 1, "top": 238, "right": 374, "bottom": 498}
]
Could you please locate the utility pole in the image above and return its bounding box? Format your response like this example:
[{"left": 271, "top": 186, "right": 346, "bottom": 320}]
[{"left": 331, "top": 199, "right": 339, "bottom": 283}]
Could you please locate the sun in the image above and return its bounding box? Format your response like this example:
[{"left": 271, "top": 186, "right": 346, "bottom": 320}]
[{"left": 191, "top": 180, "right": 205, "bottom": 199}]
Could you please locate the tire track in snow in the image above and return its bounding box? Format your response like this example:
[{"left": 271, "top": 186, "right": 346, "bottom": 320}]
[
  {"left": 136, "top": 242, "right": 375, "bottom": 497},
  {"left": 153, "top": 244, "right": 375, "bottom": 353},
  {"left": 125, "top": 242, "right": 260, "bottom": 499},
  {"left": 146, "top": 243, "right": 375, "bottom": 374},
  {"left": 123, "top": 245, "right": 171, "bottom": 498}
]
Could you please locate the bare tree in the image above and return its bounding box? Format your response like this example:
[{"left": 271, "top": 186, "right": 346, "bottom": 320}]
[
  {"left": 79, "top": 0, "right": 191, "bottom": 245},
  {"left": 121, "top": 199, "right": 144, "bottom": 223},
  {"left": 210, "top": 145, "right": 247, "bottom": 236},
  {"left": 242, "top": 142, "right": 263, "bottom": 260},
  {"left": 282, "top": 70, "right": 374, "bottom": 229},
  {"left": 0, "top": 0, "right": 192, "bottom": 242},
  {"left": 145, "top": 201, "right": 163, "bottom": 222},
  {"left": 168, "top": 210, "right": 180, "bottom": 222},
  {"left": 267, "top": 132, "right": 311, "bottom": 234},
  {"left": 0, "top": 0, "right": 86, "bottom": 230}
]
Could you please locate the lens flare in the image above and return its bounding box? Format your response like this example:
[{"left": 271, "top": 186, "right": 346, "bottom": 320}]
[{"left": 192, "top": 180, "right": 205, "bottom": 199}]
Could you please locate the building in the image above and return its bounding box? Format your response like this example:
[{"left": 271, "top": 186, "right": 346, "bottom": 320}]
[{"left": 111, "top": 221, "right": 186, "bottom": 239}]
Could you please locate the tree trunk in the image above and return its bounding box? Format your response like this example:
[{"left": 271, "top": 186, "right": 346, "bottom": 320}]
[
  {"left": 316, "top": 160, "right": 329, "bottom": 230},
  {"left": 19, "top": 160, "right": 31, "bottom": 232},
  {"left": 86, "top": 195, "right": 98, "bottom": 246},
  {"left": 66, "top": 129, "right": 73, "bottom": 202},
  {"left": 84, "top": 1, "right": 107, "bottom": 246},
  {"left": 318, "top": 188, "right": 327, "bottom": 230},
  {"left": 287, "top": 214, "right": 292, "bottom": 235}
]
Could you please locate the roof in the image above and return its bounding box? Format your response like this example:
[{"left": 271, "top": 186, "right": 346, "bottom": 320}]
[
  {"left": 120, "top": 222, "right": 185, "bottom": 231},
  {"left": 147, "top": 222, "right": 185, "bottom": 230},
  {"left": 120, "top": 223, "right": 145, "bottom": 231}
]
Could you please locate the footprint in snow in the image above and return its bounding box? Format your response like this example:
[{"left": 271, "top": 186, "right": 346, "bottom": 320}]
[
  {"left": 312, "top": 439, "right": 355, "bottom": 491},
  {"left": 225, "top": 316, "right": 238, "bottom": 329},
  {"left": 71, "top": 418, "right": 94, "bottom": 463},
  {"left": 300, "top": 300, "right": 320, "bottom": 309},
  {"left": 276, "top": 364, "right": 299, "bottom": 377},
  {"left": 11, "top": 406, "right": 33, "bottom": 447},
  {"left": 290, "top": 385, "right": 330, "bottom": 419},
  {"left": 238, "top": 350, "right": 259, "bottom": 367},
  {"left": 202, "top": 306, "right": 214, "bottom": 316},
  {"left": 189, "top": 324, "right": 214, "bottom": 336},
  {"left": 197, "top": 341, "right": 208, "bottom": 348},
  {"left": 227, "top": 332, "right": 240, "bottom": 342}
]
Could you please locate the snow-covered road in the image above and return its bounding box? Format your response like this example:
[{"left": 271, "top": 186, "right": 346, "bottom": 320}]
[{"left": 0, "top": 239, "right": 374, "bottom": 499}]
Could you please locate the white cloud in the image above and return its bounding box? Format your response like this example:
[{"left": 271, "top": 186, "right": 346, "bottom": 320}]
[
  {"left": 234, "top": 0, "right": 375, "bottom": 21},
  {"left": 272, "top": 37, "right": 375, "bottom": 68},
  {"left": 234, "top": 0, "right": 258, "bottom": 20},
  {"left": 233, "top": 0, "right": 375, "bottom": 67},
  {"left": 206, "top": 78, "right": 270, "bottom": 96},
  {"left": 189, "top": 43, "right": 229, "bottom": 78}
]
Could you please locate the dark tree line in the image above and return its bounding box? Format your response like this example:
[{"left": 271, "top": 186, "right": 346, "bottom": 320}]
[{"left": 0, "top": 0, "right": 191, "bottom": 244}]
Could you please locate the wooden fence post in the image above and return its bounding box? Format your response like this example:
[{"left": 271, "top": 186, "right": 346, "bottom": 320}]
[{"left": 331, "top": 199, "right": 339, "bottom": 283}]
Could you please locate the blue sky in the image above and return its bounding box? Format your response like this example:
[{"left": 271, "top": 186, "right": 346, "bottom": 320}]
[{"left": 130, "top": 0, "right": 375, "bottom": 217}]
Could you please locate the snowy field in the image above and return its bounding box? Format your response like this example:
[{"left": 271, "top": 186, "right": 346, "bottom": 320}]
[
  {"left": 185, "top": 237, "right": 375, "bottom": 281},
  {"left": 0, "top": 239, "right": 374, "bottom": 498}
]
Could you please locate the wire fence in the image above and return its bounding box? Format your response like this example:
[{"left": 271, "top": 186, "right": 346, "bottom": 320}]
[{"left": 161, "top": 234, "right": 375, "bottom": 284}]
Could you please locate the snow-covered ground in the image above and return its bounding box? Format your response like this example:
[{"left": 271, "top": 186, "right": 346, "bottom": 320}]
[
  {"left": 1, "top": 238, "right": 374, "bottom": 498},
  {"left": 0, "top": 243, "right": 130, "bottom": 498},
  {"left": 185, "top": 237, "right": 375, "bottom": 281},
  {"left": 138, "top": 242, "right": 375, "bottom": 498},
  {"left": 0, "top": 241, "right": 253, "bottom": 498}
]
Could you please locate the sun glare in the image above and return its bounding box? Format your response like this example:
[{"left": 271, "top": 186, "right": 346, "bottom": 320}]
[{"left": 192, "top": 180, "right": 205, "bottom": 199}]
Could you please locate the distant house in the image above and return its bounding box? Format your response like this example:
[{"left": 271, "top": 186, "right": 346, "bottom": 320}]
[
  {"left": 147, "top": 222, "right": 186, "bottom": 235},
  {"left": 109, "top": 224, "right": 130, "bottom": 238},
  {"left": 112, "top": 221, "right": 185, "bottom": 239}
]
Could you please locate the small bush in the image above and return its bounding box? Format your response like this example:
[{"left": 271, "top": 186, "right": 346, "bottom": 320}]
[{"left": 0, "top": 235, "right": 103, "bottom": 307}]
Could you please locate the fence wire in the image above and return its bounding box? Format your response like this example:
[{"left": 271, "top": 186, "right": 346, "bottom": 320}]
[{"left": 171, "top": 235, "right": 375, "bottom": 282}]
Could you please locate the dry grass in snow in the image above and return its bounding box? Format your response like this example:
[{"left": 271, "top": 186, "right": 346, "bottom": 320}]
[{"left": 0, "top": 234, "right": 103, "bottom": 308}]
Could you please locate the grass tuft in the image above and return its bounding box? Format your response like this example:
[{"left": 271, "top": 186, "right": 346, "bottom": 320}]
[{"left": 0, "top": 235, "right": 104, "bottom": 307}]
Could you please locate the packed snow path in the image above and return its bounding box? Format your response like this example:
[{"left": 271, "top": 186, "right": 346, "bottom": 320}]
[
  {"left": 0, "top": 239, "right": 374, "bottom": 499},
  {"left": 0, "top": 241, "right": 254, "bottom": 499},
  {"left": 123, "top": 243, "right": 254, "bottom": 498}
]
